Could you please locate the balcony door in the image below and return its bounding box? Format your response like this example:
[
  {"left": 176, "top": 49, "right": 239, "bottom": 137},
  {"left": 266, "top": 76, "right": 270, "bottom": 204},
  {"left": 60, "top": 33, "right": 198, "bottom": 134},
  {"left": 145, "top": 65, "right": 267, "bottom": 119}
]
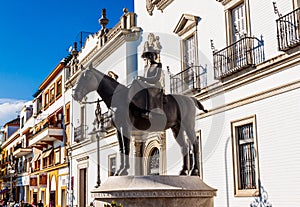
[
  {"left": 232, "top": 3, "right": 247, "bottom": 42},
  {"left": 183, "top": 35, "right": 197, "bottom": 90},
  {"left": 231, "top": 3, "right": 252, "bottom": 68}
]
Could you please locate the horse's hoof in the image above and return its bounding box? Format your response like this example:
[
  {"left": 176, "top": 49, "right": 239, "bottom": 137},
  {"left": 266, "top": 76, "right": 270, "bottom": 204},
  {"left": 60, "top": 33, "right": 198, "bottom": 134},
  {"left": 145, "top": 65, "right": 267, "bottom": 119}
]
[
  {"left": 190, "top": 168, "right": 200, "bottom": 176},
  {"left": 179, "top": 169, "right": 188, "bottom": 176}
]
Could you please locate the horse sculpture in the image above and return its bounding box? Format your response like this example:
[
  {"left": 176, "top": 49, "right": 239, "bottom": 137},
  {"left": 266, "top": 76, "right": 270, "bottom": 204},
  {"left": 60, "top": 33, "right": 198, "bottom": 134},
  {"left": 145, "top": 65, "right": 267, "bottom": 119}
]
[{"left": 73, "top": 65, "right": 208, "bottom": 176}]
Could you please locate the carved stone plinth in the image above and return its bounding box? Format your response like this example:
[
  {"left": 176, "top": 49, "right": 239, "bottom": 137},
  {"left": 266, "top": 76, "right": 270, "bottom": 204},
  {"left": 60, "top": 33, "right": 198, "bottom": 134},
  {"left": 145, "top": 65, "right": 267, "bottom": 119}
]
[{"left": 91, "top": 176, "right": 217, "bottom": 207}]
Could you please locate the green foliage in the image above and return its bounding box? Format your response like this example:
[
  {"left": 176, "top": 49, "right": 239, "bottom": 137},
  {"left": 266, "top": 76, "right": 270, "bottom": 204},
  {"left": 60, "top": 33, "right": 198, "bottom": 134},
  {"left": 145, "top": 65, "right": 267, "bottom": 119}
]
[{"left": 104, "top": 200, "right": 123, "bottom": 207}]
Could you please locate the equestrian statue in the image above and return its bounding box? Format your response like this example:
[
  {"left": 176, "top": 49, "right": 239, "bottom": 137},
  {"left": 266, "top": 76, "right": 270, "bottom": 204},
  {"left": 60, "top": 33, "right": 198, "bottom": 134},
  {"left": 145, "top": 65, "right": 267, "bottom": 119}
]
[{"left": 73, "top": 33, "right": 208, "bottom": 176}]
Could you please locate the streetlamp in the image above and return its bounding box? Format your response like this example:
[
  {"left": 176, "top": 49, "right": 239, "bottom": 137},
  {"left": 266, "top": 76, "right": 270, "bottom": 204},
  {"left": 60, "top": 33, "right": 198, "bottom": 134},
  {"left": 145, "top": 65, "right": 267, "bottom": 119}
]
[
  {"left": 88, "top": 99, "right": 106, "bottom": 188},
  {"left": 7, "top": 162, "right": 15, "bottom": 204}
]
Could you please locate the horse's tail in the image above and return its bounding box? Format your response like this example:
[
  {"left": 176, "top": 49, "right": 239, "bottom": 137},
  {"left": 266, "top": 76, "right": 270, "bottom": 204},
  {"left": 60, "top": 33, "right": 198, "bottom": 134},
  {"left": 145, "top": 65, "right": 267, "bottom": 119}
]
[{"left": 191, "top": 97, "right": 208, "bottom": 113}]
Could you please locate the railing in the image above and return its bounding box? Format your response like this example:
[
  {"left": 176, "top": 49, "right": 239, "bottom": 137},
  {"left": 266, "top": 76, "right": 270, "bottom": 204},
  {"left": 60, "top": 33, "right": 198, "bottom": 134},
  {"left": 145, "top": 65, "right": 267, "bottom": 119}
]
[
  {"left": 28, "top": 124, "right": 63, "bottom": 140},
  {"left": 276, "top": 7, "right": 300, "bottom": 51},
  {"left": 170, "top": 65, "right": 207, "bottom": 94},
  {"left": 13, "top": 142, "right": 23, "bottom": 151},
  {"left": 213, "top": 36, "right": 265, "bottom": 80},
  {"left": 102, "top": 111, "right": 113, "bottom": 130},
  {"left": 74, "top": 125, "right": 87, "bottom": 143}
]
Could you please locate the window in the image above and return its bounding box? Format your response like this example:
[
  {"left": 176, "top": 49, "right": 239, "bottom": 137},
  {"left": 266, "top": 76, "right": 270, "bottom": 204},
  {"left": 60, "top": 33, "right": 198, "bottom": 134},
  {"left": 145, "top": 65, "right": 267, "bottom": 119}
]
[
  {"left": 44, "top": 91, "right": 49, "bottom": 108},
  {"left": 49, "top": 151, "right": 54, "bottom": 166},
  {"left": 173, "top": 14, "right": 206, "bottom": 92},
  {"left": 49, "top": 85, "right": 55, "bottom": 104},
  {"left": 108, "top": 154, "right": 117, "bottom": 176},
  {"left": 35, "top": 160, "right": 40, "bottom": 171},
  {"left": 37, "top": 96, "right": 42, "bottom": 113},
  {"left": 54, "top": 148, "right": 61, "bottom": 165},
  {"left": 184, "top": 35, "right": 196, "bottom": 69},
  {"left": 231, "top": 3, "right": 247, "bottom": 42},
  {"left": 231, "top": 115, "right": 260, "bottom": 196},
  {"left": 20, "top": 116, "right": 24, "bottom": 128},
  {"left": 65, "top": 103, "right": 70, "bottom": 124},
  {"left": 56, "top": 77, "right": 62, "bottom": 98},
  {"left": 80, "top": 105, "right": 86, "bottom": 139},
  {"left": 224, "top": 0, "right": 251, "bottom": 45},
  {"left": 148, "top": 147, "right": 160, "bottom": 175}
]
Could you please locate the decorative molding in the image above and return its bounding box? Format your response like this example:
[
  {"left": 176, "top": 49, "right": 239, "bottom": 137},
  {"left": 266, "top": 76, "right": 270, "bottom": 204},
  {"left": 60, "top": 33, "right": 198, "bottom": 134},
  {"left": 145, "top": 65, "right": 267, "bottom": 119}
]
[
  {"left": 217, "top": 0, "right": 237, "bottom": 6},
  {"left": 76, "top": 156, "right": 89, "bottom": 162},
  {"left": 174, "top": 14, "right": 200, "bottom": 36},
  {"left": 197, "top": 78, "right": 300, "bottom": 120},
  {"left": 146, "top": 0, "right": 174, "bottom": 16},
  {"left": 93, "top": 190, "right": 216, "bottom": 198}
]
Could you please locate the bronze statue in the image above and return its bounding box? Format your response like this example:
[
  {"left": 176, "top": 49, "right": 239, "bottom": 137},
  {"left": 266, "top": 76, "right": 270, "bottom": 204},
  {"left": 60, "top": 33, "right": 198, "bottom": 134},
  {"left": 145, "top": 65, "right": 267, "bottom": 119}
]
[{"left": 73, "top": 64, "right": 208, "bottom": 176}]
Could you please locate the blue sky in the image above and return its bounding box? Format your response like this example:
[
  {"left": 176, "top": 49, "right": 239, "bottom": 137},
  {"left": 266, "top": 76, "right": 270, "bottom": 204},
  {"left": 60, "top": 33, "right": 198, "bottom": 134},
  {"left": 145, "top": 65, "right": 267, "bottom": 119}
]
[{"left": 0, "top": 0, "right": 133, "bottom": 127}]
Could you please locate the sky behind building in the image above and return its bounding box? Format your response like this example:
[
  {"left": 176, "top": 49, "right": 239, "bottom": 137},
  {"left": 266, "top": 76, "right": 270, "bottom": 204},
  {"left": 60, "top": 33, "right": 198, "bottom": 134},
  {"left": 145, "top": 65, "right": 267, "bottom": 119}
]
[{"left": 0, "top": 0, "right": 134, "bottom": 127}]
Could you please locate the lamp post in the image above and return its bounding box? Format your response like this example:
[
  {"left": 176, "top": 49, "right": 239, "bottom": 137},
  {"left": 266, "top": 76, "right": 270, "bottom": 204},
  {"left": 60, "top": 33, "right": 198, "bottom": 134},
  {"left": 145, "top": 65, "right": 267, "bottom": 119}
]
[
  {"left": 88, "top": 99, "right": 106, "bottom": 188},
  {"left": 7, "top": 163, "right": 15, "bottom": 204}
]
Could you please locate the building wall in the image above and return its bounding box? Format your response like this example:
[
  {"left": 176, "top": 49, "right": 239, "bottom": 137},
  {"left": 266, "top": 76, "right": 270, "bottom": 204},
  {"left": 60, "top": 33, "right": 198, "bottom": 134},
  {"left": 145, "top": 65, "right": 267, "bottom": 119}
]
[{"left": 133, "top": 0, "right": 300, "bottom": 206}]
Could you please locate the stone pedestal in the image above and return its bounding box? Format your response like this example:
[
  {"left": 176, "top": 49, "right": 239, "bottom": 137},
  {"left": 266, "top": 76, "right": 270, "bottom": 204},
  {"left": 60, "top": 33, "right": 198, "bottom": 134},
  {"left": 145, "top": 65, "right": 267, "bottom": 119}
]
[{"left": 91, "top": 176, "right": 217, "bottom": 207}]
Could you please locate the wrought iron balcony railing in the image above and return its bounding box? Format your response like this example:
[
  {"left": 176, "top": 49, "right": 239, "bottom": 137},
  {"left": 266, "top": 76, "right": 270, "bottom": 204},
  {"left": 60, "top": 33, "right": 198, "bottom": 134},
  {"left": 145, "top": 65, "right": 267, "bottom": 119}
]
[
  {"left": 213, "top": 36, "right": 265, "bottom": 80},
  {"left": 276, "top": 7, "right": 300, "bottom": 51},
  {"left": 102, "top": 111, "right": 114, "bottom": 130},
  {"left": 170, "top": 65, "right": 207, "bottom": 94},
  {"left": 74, "top": 125, "right": 87, "bottom": 143}
]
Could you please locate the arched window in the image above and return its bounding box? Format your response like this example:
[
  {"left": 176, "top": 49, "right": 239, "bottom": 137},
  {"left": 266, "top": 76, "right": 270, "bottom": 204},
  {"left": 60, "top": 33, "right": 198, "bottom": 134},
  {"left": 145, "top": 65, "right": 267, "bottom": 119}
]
[{"left": 148, "top": 147, "right": 160, "bottom": 175}]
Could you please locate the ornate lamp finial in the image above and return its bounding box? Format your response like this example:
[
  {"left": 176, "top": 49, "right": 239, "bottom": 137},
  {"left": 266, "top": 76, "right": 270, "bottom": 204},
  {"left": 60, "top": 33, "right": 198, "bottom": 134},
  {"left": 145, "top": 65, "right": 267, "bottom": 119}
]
[{"left": 99, "top": 8, "right": 109, "bottom": 32}]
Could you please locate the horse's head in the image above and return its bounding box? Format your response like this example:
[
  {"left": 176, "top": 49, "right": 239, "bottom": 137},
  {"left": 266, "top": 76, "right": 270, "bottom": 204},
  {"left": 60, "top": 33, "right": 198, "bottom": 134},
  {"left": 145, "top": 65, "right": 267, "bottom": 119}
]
[{"left": 73, "top": 65, "right": 101, "bottom": 102}]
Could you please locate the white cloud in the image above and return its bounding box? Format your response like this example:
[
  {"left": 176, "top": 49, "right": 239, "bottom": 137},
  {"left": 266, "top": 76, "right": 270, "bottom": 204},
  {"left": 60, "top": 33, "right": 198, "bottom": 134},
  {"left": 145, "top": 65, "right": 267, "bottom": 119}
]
[{"left": 0, "top": 98, "right": 29, "bottom": 127}]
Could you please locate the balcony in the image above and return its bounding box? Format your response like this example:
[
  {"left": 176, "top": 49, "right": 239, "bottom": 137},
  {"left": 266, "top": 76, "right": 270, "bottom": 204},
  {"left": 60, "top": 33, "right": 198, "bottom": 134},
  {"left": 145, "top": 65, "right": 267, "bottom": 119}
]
[
  {"left": 102, "top": 111, "right": 114, "bottom": 130},
  {"left": 213, "top": 36, "right": 265, "bottom": 80},
  {"left": 276, "top": 7, "right": 300, "bottom": 51},
  {"left": 28, "top": 126, "right": 63, "bottom": 147},
  {"left": 74, "top": 125, "right": 86, "bottom": 143},
  {"left": 13, "top": 143, "right": 32, "bottom": 158},
  {"left": 170, "top": 65, "right": 207, "bottom": 94}
]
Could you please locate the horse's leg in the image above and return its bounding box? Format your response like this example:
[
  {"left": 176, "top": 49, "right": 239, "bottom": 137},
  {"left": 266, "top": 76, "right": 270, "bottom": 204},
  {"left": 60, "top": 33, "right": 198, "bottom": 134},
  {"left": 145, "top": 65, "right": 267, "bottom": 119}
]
[
  {"left": 118, "top": 127, "right": 131, "bottom": 176},
  {"left": 171, "top": 125, "right": 189, "bottom": 175},
  {"left": 185, "top": 128, "right": 200, "bottom": 176},
  {"left": 114, "top": 130, "right": 124, "bottom": 176}
]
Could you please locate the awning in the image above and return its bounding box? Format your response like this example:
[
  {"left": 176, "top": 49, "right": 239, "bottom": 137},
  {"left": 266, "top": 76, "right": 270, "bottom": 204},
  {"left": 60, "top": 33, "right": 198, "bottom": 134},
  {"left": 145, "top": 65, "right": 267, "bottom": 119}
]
[
  {"left": 40, "top": 149, "right": 52, "bottom": 159},
  {"left": 31, "top": 153, "right": 41, "bottom": 163}
]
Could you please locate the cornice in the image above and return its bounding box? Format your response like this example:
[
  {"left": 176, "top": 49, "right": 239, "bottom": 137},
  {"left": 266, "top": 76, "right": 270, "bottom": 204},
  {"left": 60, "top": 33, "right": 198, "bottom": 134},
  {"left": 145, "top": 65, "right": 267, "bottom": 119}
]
[
  {"left": 81, "top": 28, "right": 141, "bottom": 68},
  {"left": 146, "top": 0, "right": 174, "bottom": 16},
  {"left": 39, "top": 62, "right": 65, "bottom": 90},
  {"left": 216, "top": 0, "right": 232, "bottom": 6}
]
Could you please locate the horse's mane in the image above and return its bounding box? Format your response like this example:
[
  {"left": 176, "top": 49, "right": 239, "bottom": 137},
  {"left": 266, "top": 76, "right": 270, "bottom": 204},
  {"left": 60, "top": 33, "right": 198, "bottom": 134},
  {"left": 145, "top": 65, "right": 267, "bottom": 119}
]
[{"left": 102, "top": 73, "right": 127, "bottom": 90}]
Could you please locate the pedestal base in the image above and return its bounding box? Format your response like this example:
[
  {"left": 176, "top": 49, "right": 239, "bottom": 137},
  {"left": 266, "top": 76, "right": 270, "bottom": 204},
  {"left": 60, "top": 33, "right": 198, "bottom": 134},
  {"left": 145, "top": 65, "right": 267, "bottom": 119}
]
[{"left": 91, "top": 176, "right": 217, "bottom": 207}]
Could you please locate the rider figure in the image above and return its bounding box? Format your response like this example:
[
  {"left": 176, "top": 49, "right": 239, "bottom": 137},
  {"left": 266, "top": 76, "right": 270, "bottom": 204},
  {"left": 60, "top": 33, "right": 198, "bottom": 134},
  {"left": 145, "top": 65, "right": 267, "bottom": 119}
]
[{"left": 138, "top": 33, "right": 164, "bottom": 119}]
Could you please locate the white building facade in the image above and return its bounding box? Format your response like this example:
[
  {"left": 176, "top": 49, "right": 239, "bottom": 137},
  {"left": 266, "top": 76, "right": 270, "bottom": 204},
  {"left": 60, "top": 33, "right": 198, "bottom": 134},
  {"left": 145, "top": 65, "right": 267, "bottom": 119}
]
[{"left": 134, "top": 0, "right": 300, "bottom": 207}]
